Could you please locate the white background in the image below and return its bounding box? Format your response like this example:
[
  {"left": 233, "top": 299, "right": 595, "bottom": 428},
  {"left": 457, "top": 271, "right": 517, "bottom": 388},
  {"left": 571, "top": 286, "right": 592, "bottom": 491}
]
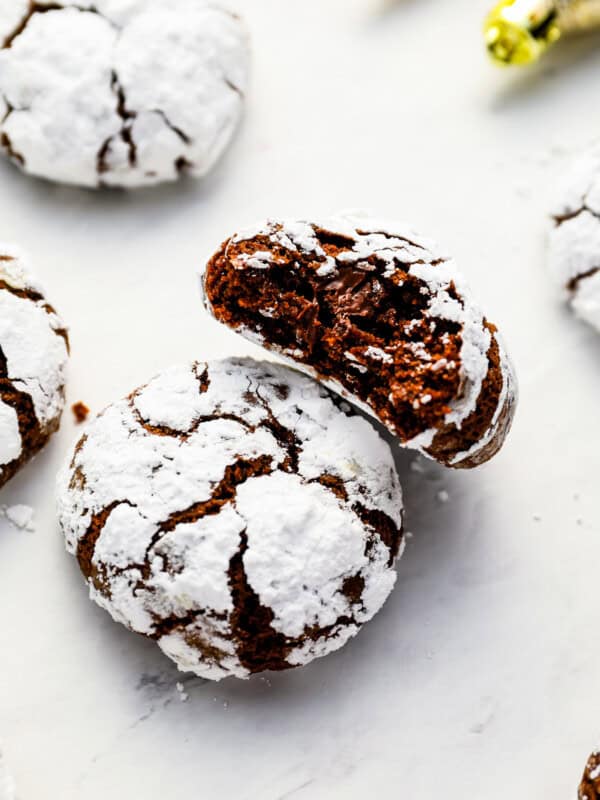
[{"left": 1, "top": 0, "right": 600, "bottom": 797}]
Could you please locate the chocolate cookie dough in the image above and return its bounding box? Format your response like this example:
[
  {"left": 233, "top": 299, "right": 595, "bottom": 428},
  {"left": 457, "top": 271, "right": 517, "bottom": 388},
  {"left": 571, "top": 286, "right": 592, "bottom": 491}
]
[
  {"left": 0, "top": 1, "right": 249, "bottom": 188},
  {"left": 202, "top": 214, "right": 517, "bottom": 468},
  {"left": 57, "top": 358, "right": 404, "bottom": 681},
  {"left": 0, "top": 245, "right": 69, "bottom": 489}
]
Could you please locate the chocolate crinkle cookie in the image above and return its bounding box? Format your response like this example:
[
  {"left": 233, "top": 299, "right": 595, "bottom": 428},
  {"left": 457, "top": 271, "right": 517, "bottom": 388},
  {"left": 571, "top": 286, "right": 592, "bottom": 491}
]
[
  {"left": 0, "top": 0, "right": 249, "bottom": 188},
  {"left": 0, "top": 245, "right": 69, "bottom": 489},
  {"left": 57, "top": 358, "right": 404, "bottom": 681},
  {"left": 548, "top": 144, "right": 600, "bottom": 333},
  {"left": 579, "top": 748, "right": 600, "bottom": 799},
  {"left": 202, "top": 214, "right": 517, "bottom": 469}
]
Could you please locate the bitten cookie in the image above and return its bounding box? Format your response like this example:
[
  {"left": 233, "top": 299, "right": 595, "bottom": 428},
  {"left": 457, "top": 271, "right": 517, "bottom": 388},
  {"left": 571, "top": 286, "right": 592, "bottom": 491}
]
[
  {"left": 57, "top": 358, "right": 404, "bottom": 681},
  {"left": 202, "top": 214, "right": 517, "bottom": 469},
  {"left": 548, "top": 145, "right": 600, "bottom": 333},
  {"left": 0, "top": 245, "right": 69, "bottom": 489},
  {"left": 0, "top": 1, "right": 249, "bottom": 188},
  {"left": 579, "top": 748, "right": 600, "bottom": 799}
]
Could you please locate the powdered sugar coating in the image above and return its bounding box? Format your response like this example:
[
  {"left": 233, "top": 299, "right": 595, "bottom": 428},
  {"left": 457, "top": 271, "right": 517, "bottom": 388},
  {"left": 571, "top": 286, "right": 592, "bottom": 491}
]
[
  {"left": 202, "top": 213, "right": 517, "bottom": 467},
  {"left": 548, "top": 144, "right": 600, "bottom": 333},
  {"left": 0, "top": 244, "right": 69, "bottom": 487},
  {"left": 57, "top": 358, "right": 404, "bottom": 681},
  {"left": 0, "top": 0, "right": 249, "bottom": 188}
]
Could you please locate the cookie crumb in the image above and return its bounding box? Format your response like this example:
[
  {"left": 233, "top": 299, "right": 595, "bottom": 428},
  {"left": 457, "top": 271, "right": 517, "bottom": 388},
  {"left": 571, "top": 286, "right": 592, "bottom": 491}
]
[
  {"left": 1, "top": 504, "right": 35, "bottom": 533},
  {"left": 72, "top": 402, "right": 90, "bottom": 424},
  {"left": 175, "top": 682, "right": 189, "bottom": 702}
]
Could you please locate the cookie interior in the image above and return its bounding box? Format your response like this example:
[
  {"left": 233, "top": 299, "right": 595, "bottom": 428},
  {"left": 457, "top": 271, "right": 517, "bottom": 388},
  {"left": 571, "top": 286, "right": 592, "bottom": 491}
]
[{"left": 204, "top": 226, "right": 509, "bottom": 466}]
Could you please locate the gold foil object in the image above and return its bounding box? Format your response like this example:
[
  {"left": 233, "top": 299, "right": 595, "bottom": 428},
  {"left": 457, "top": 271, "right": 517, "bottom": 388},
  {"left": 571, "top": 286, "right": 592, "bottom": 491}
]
[{"left": 485, "top": 0, "right": 600, "bottom": 65}]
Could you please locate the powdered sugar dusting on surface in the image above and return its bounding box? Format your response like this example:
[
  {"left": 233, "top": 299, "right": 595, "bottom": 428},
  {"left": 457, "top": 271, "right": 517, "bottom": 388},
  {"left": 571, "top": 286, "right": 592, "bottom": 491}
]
[
  {"left": 0, "top": 0, "right": 250, "bottom": 188},
  {"left": 548, "top": 144, "right": 600, "bottom": 333},
  {"left": 1, "top": 504, "right": 35, "bottom": 532},
  {"left": 57, "top": 358, "right": 404, "bottom": 681},
  {"left": 0, "top": 244, "right": 68, "bottom": 482}
]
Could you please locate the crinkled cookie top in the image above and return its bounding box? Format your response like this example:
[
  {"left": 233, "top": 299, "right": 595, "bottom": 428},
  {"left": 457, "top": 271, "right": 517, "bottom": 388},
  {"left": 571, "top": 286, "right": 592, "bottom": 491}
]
[
  {"left": 548, "top": 144, "right": 600, "bottom": 333},
  {"left": 57, "top": 357, "right": 404, "bottom": 681},
  {"left": 202, "top": 213, "right": 517, "bottom": 469},
  {"left": 0, "top": 244, "right": 69, "bottom": 487},
  {"left": 0, "top": 0, "right": 249, "bottom": 188}
]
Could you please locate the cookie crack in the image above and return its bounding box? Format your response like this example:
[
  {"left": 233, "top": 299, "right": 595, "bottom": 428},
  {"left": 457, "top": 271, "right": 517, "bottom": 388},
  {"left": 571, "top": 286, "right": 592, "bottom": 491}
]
[
  {"left": 2, "top": 2, "right": 63, "bottom": 49},
  {"left": 221, "top": 73, "right": 243, "bottom": 98},
  {"left": 0, "top": 343, "right": 48, "bottom": 488},
  {"left": 130, "top": 370, "right": 303, "bottom": 474},
  {"left": 0, "top": 280, "right": 70, "bottom": 350},
  {"left": 108, "top": 456, "right": 276, "bottom": 594},
  {"left": 553, "top": 203, "right": 600, "bottom": 227},
  {"left": 152, "top": 109, "right": 191, "bottom": 145},
  {"left": 567, "top": 266, "right": 600, "bottom": 293},
  {"left": 353, "top": 501, "right": 403, "bottom": 567},
  {"left": 76, "top": 499, "right": 137, "bottom": 593},
  {"left": 131, "top": 406, "right": 254, "bottom": 439},
  {"left": 252, "top": 384, "right": 302, "bottom": 472},
  {"left": 310, "top": 473, "right": 403, "bottom": 567},
  {"left": 0, "top": 279, "right": 44, "bottom": 303},
  {"left": 0, "top": 131, "right": 25, "bottom": 166},
  {"left": 227, "top": 527, "right": 362, "bottom": 674},
  {"left": 154, "top": 455, "right": 274, "bottom": 538},
  {"left": 150, "top": 607, "right": 227, "bottom": 640},
  {"left": 97, "top": 71, "right": 137, "bottom": 176},
  {"left": 354, "top": 228, "right": 435, "bottom": 253},
  {"left": 227, "top": 527, "right": 297, "bottom": 673},
  {"left": 81, "top": 456, "right": 276, "bottom": 631},
  {"left": 152, "top": 608, "right": 233, "bottom": 671},
  {"left": 2, "top": 2, "right": 117, "bottom": 50},
  {"left": 97, "top": 77, "right": 199, "bottom": 180},
  {"left": 194, "top": 362, "right": 210, "bottom": 393}
]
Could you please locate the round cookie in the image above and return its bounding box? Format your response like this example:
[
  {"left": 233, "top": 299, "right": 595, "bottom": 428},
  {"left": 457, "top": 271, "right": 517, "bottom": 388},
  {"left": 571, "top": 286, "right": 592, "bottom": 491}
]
[
  {"left": 57, "top": 358, "right": 404, "bottom": 681},
  {"left": 202, "top": 214, "right": 517, "bottom": 469},
  {"left": 548, "top": 144, "right": 600, "bottom": 333},
  {"left": 579, "top": 747, "right": 600, "bottom": 799},
  {"left": 0, "top": 1, "right": 249, "bottom": 189},
  {"left": 0, "top": 245, "right": 69, "bottom": 489}
]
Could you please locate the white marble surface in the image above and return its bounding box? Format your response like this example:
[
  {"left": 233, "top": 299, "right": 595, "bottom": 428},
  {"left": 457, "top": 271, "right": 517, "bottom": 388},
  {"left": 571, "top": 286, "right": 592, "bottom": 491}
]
[{"left": 1, "top": 1, "right": 600, "bottom": 797}]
